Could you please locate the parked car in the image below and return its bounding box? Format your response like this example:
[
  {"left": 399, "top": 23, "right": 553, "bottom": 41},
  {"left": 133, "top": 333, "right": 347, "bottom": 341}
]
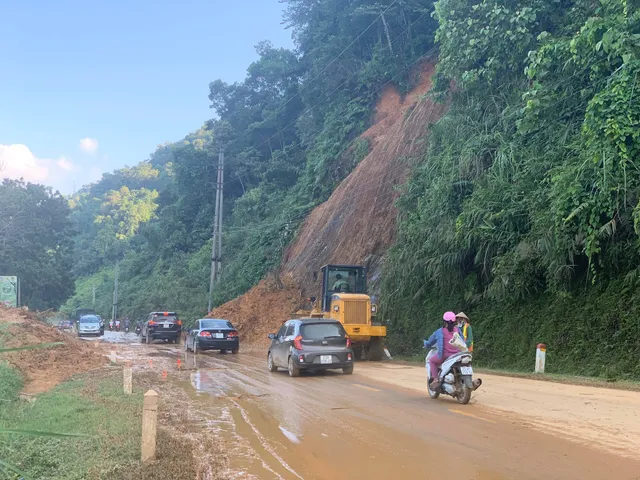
[
  {"left": 185, "top": 318, "right": 239, "bottom": 354},
  {"left": 57, "top": 320, "right": 74, "bottom": 332},
  {"left": 77, "top": 315, "right": 103, "bottom": 337},
  {"left": 140, "top": 311, "right": 182, "bottom": 344},
  {"left": 267, "top": 318, "right": 354, "bottom": 377}
]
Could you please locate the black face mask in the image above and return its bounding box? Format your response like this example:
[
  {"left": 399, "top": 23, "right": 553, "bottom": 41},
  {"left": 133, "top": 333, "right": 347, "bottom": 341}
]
[{"left": 445, "top": 322, "right": 455, "bottom": 332}]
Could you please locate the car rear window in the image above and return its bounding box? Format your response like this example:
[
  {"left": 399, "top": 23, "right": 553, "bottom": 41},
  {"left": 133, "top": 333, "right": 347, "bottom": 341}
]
[
  {"left": 301, "top": 323, "right": 345, "bottom": 340},
  {"left": 152, "top": 315, "right": 176, "bottom": 321},
  {"left": 200, "top": 319, "right": 233, "bottom": 329}
]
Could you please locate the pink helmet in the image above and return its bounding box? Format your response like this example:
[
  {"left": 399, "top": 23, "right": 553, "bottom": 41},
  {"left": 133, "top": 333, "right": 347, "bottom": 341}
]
[{"left": 443, "top": 311, "right": 457, "bottom": 322}]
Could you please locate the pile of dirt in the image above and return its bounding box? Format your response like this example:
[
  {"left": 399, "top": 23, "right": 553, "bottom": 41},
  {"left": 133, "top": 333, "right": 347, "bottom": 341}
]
[
  {"left": 209, "top": 276, "right": 303, "bottom": 347},
  {"left": 212, "top": 61, "right": 447, "bottom": 345},
  {"left": 0, "top": 306, "right": 107, "bottom": 393}
]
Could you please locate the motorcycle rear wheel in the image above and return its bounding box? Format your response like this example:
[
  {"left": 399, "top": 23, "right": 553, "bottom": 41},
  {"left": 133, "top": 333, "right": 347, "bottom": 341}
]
[{"left": 456, "top": 385, "right": 472, "bottom": 404}]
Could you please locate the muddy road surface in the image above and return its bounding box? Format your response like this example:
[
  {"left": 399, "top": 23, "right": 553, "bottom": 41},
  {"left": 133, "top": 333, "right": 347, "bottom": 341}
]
[{"left": 105, "top": 337, "right": 640, "bottom": 480}]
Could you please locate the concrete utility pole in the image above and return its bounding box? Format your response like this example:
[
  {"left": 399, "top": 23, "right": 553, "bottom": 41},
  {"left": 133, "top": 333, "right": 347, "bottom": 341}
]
[
  {"left": 112, "top": 261, "right": 119, "bottom": 321},
  {"left": 92, "top": 285, "right": 96, "bottom": 309},
  {"left": 208, "top": 147, "right": 224, "bottom": 313}
]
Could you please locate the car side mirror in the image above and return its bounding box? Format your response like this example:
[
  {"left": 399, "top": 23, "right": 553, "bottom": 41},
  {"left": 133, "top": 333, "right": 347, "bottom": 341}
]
[
  {"left": 309, "top": 296, "right": 317, "bottom": 303},
  {"left": 268, "top": 333, "right": 276, "bottom": 340}
]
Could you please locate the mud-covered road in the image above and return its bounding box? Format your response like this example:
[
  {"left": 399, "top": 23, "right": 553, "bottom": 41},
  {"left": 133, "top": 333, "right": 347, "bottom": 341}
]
[{"left": 95, "top": 333, "right": 640, "bottom": 480}]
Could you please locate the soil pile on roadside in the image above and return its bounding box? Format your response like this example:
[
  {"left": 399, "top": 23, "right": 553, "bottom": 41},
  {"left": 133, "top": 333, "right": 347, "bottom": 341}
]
[
  {"left": 208, "top": 276, "right": 302, "bottom": 347},
  {"left": 0, "top": 306, "right": 107, "bottom": 393}
]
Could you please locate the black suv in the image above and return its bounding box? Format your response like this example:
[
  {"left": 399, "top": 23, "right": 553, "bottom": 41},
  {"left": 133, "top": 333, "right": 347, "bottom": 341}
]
[{"left": 140, "top": 311, "right": 182, "bottom": 344}]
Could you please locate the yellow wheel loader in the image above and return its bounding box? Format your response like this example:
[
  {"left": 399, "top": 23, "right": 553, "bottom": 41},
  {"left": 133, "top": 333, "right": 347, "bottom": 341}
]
[{"left": 294, "top": 264, "right": 386, "bottom": 360}]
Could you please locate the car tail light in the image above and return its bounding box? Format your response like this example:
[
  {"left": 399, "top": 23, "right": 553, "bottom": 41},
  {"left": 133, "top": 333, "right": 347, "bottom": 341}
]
[
  {"left": 148, "top": 320, "right": 156, "bottom": 326},
  {"left": 176, "top": 320, "right": 182, "bottom": 326},
  {"left": 199, "top": 331, "right": 212, "bottom": 337},
  {"left": 298, "top": 354, "right": 304, "bottom": 362},
  {"left": 293, "top": 335, "right": 303, "bottom": 350},
  {"left": 347, "top": 353, "right": 352, "bottom": 361},
  {"left": 346, "top": 337, "right": 351, "bottom": 348},
  {"left": 227, "top": 331, "right": 238, "bottom": 338}
]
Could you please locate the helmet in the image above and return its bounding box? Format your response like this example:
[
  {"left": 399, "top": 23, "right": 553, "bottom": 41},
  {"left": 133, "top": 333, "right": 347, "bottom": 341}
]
[{"left": 443, "top": 311, "right": 457, "bottom": 322}]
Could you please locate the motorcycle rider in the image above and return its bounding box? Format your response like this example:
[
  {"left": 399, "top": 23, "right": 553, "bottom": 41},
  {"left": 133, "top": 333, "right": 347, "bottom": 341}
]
[
  {"left": 115, "top": 318, "right": 121, "bottom": 331},
  {"left": 109, "top": 320, "right": 114, "bottom": 331},
  {"left": 423, "top": 311, "right": 464, "bottom": 390},
  {"left": 456, "top": 312, "right": 473, "bottom": 352},
  {"left": 124, "top": 317, "right": 131, "bottom": 332}
]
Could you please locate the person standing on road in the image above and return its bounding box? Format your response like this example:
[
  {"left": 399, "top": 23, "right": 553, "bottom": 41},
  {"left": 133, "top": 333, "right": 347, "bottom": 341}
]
[
  {"left": 456, "top": 312, "right": 473, "bottom": 352},
  {"left": 423, "top": 311, "right": 463, "bottom": 389}
]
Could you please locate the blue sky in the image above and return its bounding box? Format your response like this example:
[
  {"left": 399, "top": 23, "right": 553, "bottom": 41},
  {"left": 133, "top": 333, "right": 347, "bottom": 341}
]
[{"left": 0, "top": 0, "right": 293, "bottom": 194}]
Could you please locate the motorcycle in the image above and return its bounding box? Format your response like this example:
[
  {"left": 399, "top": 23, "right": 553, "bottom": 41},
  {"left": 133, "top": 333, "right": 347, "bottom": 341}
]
[
  {"left": 115, "top": 323, "right": 121, "bottom": 332},
  {"left": 108, "top": 323, "right": 113, "bottom": 331},
  {"left": 135, "top": 326, "right": 142, "bottom": 335},
  {"left": 124, "top": 326, "right": 130, "bottom": 333},
  {"left": 425, "top": 347, "right": 482, "bottom": 405}
]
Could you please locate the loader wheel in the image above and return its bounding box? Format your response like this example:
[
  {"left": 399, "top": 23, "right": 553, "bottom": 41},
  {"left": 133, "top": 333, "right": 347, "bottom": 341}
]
[{"left": 366, "top": 338, "right": 384, "bottom": 361}]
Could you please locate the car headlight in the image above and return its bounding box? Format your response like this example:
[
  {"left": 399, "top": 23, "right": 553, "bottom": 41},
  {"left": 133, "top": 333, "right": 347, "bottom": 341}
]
[
  {"left": 333, "top": 305, "right": 340, "bottom": 312},
  {"left": 371, "top": 304, "right": 377, "bottom": 314}
]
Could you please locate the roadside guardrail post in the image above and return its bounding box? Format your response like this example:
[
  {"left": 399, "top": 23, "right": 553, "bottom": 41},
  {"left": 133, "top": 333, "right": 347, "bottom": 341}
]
[
  {"left": 123, "top": 364, "right": 133, "bottom": 394},
  {"left": 141, "top": 390, "right": 158, "bottom": 463},
  {"left": 535, "top": 343, "right": 546, "bottom": 373}
]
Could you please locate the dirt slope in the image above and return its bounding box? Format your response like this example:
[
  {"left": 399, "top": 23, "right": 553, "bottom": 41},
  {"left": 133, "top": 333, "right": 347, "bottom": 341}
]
[
  {"left": 211, "top": 62, "right": 447, "bottom": 342},
  {"left": 0, "top": 306, "right": 107, "bottom": 393},
  {"left": 283, "top": 62, "right": 446, "bottom": 295}
]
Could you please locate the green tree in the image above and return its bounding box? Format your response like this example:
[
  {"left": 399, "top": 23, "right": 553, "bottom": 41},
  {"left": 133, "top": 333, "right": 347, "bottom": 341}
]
[{"left": 0, "top": 180, "right": 75, "bottom": 310}]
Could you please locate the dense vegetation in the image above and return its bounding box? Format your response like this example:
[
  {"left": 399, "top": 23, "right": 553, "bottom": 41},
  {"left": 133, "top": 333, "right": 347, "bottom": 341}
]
[
  {"left": 383, "top": 0, "right": 640, "bottom": 378},
  {"left": 62, "top": 0, "right": 436, "bottom": 322},
  {"left": 58, "top": 0, "right": 640, "bottom": 378},
  {"left": 0, "top": 180, "right": 74, "bottom": 310}
]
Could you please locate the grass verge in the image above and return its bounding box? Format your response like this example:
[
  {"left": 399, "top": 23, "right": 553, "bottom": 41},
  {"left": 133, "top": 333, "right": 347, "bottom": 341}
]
[{"left": 0, "top": 364, "right": 143, "bottom": 479}]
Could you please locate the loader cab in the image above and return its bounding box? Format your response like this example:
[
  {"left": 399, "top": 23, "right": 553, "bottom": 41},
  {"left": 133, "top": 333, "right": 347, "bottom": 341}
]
[{"left": 321, "top": 264, "right": 367, "bottom": 312}]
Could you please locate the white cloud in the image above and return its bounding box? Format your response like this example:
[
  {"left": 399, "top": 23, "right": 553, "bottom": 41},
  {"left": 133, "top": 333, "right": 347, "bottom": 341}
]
[
  {"left": 56, "top": 157, "right": 74, "bottom": 171},
  {"left": 79, "top": 137, "right": 98, "bottom": 154},
  {"left": 0, "top": 144, "right": 50, "bottom": 183}
]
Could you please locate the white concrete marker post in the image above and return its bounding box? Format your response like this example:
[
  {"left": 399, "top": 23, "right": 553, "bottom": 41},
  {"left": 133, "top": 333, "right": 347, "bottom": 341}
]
[
  {"left": 123, "top": 366, "right": 133, "bottom": 395},
  {"left": 141, "top": 390, "right": 158, "bottom": 463},
  {"left": 110, "top": 348, "right": 117, "bottom": 364},
  {"left": 535, "top": 343, "right": 546, "bottom": 374}
]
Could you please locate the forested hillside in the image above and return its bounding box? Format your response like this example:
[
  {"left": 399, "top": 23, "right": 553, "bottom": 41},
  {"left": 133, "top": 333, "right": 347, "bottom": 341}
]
[
  {"left": 62, "top": 0, "right": 436, "bottom": 321},
  {"left": 383, "top": 0, "right": 640, "bottom": 378},
  {"left": 62, "top": 0, "right": 640, "bottom": 378}
]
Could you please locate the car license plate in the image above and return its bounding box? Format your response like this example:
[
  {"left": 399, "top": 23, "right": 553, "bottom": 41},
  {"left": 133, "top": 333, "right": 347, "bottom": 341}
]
[
  {"left": 215, "top": 333, "right": 224, "bottom": 339},
  {"left": 460, "top": 366, "right": 473, "bottom": 375},
  {"left": 320, "top": 355, "right": 332, "bottom": 364},
  {"left": 163, "top": 324, "right": 170, "bottom": 328}
]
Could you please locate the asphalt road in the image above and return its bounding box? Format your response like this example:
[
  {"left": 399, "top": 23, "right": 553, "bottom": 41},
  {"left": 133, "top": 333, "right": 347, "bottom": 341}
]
[{"left": 109, "top": 335, "right": 639, "bottom": 480}]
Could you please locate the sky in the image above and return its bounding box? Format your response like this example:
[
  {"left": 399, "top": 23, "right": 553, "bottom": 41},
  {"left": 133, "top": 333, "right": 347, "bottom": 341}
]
[{"left": 0, "top": 0, "right": 293, "bottom": 195}]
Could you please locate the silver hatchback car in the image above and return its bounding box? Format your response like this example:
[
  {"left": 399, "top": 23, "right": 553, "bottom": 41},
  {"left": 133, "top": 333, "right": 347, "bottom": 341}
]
[{"left": 77, "top": 315, "right": 102, "bottom": 337}]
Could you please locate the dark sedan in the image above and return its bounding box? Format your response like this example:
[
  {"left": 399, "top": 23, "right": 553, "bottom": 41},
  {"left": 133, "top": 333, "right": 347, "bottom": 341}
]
[
  {"left": 267, "top": 318, "right": 354, "bottom": 377},
  {"left": 185, "top": 319, "right": 239, "bottom": 354}
]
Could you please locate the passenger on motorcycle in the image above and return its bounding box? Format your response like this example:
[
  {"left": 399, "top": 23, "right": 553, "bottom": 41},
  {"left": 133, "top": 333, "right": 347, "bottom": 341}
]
[{"left": 423, "top": 311, "right": 463, "bottom": 389}]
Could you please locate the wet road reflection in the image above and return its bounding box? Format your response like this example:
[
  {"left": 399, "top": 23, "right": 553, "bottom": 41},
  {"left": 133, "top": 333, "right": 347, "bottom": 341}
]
[{"left": 162, "top": 347, "right": 640, "bottom": 480}]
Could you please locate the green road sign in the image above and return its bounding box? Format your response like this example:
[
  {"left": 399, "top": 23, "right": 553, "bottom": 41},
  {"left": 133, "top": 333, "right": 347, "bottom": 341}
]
[{"left": 0, "top": 276, "right": 18, "bottom": 307}]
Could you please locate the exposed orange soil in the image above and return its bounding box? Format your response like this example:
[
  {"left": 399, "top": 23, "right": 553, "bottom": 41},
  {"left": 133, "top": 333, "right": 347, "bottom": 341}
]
[{"left": 0, "top": 306, "right": 107, "bottom": 393}]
